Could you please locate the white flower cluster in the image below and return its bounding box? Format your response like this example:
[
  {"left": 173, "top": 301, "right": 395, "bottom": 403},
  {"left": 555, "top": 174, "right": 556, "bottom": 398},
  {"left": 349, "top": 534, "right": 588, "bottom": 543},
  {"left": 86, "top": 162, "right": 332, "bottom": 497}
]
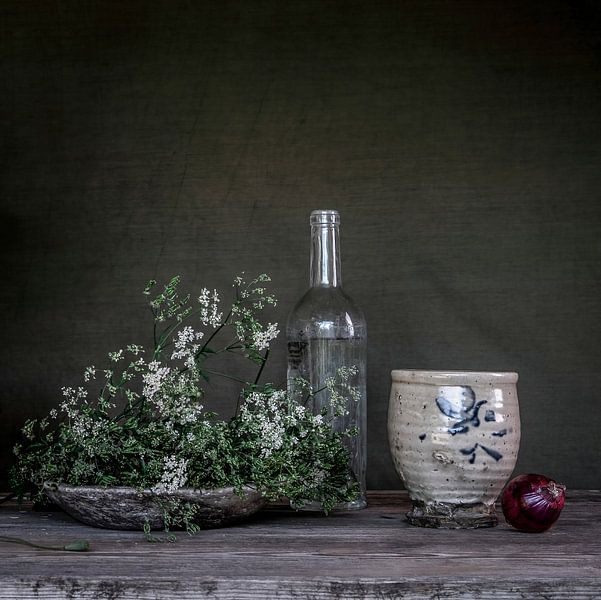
[
  {"left": 198, "top": 288, "right": 223, "bottom": 328},
  {"left": 250, "top": 322, "right": 280, "bottom": 351},
  {"left": 171, "top": 325, "right": 204, "bottom": 368},
  {"left": 60, "top": 386, "right": 88, "bottom": 418},
  {"left": 232, "top": 303, "right": 279, "bottom": 352},
  {"left": 325, "top": 365, "right": 361, "bottom": 417},
  {"left": 108, "top": 349, "right": 124, "bottom": 362},
  {"left": 240, "top": 389, "right": 321, "bottom": 458},
  {"left": 240, "top": 391, "right": 283, "bottom": 457},
  {"left": 142, "top": 361, "right": 172, "bottom": 401},
  {"left": 83, "top": 366, "right": 96, "bottom": 382},
  {"left": 70, "top": 414, "right": 111, "bottom": 454},
  {"left": 168, "top": 395, "right": 204, "bottom": 425},
  {"left": 21, "top": 420, "right": 37, "bottom": 441},
  {"left": 336, "top": 365, "right": 359, "bottom": 380},
  {"left": 237, "top": 274, "right": 278, "bottom": 310},
  {"left": 152, "top": 455, "right": 189, "bottom": 493},
  {"left": 55, "top": 391, "right": 115, "bottom": 459},
  {"left": 231, "top": 274, "right": 279, "bottom": 352},
  {"left": 141, "top": 358, "right": 204, "bottom": 427}
]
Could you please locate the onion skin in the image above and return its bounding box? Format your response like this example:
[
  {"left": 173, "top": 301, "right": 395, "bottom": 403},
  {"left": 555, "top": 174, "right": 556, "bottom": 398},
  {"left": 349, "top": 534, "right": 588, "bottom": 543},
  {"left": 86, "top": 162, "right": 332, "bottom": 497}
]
[{"left": 501, "top": 474, "right": 566, "bottom": 533}]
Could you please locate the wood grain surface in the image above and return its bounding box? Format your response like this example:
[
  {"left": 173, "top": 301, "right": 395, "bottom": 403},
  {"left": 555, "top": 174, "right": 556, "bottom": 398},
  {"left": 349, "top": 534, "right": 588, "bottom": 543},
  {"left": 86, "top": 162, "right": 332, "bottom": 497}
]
[{"left": 1, "top": 491, "right": 599, "bottom": 599}]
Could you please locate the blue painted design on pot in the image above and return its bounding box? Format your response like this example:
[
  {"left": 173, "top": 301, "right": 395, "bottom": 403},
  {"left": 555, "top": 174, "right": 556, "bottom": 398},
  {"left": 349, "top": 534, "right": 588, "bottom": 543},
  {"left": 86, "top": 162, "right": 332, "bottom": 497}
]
[
  {"left": 436, "top": 386, "right": 488, "bottom": 435},
  {"left": 460, "top": 443, "right": 503, "bottom": 464},
  {"left": 479, "top": 444, "right": 502, "bottom": 461}
]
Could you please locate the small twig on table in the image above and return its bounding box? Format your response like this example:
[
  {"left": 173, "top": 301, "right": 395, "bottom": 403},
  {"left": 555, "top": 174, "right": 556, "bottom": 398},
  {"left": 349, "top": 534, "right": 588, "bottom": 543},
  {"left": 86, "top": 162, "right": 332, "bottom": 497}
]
[{"left": 0, "top": 536, "right": 89, "bottom": 552}]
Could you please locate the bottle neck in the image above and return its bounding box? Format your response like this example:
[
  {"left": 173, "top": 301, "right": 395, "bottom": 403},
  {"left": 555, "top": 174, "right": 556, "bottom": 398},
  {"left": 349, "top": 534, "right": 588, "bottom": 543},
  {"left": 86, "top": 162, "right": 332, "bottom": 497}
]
[{"left": 310, "top": 223, "right": 342, "bottom": 287}]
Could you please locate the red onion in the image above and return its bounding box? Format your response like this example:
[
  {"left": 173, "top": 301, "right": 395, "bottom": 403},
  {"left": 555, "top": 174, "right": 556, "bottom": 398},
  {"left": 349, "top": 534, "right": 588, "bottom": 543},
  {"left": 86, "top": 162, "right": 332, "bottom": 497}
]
[{"left": 501, "top": 473, "right": 566, "bottom": 533}]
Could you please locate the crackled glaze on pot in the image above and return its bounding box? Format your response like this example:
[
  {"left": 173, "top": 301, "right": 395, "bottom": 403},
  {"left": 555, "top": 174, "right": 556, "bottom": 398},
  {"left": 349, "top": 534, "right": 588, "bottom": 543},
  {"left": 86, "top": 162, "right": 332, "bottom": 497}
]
[{"left": 388, "top": 370, "right": 520, "bottom": 528}]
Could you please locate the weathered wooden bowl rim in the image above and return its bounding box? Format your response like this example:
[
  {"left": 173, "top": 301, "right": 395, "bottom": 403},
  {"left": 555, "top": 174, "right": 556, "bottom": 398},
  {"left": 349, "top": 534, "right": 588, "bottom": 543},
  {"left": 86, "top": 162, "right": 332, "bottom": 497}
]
[{"left": 42, "top": 482, "right": 263, "bottom": 503}]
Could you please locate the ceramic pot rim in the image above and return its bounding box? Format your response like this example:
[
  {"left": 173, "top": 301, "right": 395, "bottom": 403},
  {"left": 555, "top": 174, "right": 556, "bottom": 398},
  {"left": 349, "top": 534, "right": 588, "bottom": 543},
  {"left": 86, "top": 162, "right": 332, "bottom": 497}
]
[{"left": 391, "top": 369, "right": 518, "bottom": 385}]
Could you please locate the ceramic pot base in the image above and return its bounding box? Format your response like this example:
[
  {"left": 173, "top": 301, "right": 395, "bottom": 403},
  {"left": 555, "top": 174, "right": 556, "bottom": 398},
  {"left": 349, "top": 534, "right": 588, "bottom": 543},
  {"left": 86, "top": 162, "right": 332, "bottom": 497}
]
[{"left": 407, "top": 500, "right": 497, "bottom": 529}]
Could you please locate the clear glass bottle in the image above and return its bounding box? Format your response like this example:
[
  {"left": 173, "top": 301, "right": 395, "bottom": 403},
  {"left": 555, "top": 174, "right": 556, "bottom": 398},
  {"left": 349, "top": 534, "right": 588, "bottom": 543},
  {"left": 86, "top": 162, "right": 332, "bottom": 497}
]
[{"left": 287, "top": 209, "right": 367, "bottom": 510}]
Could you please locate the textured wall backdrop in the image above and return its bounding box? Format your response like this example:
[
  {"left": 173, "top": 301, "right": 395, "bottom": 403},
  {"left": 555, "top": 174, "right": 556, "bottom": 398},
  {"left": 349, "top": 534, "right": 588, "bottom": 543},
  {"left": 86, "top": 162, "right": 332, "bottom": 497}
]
[{"left": 1, "top": 0, "right": 600, "bottom": 490}]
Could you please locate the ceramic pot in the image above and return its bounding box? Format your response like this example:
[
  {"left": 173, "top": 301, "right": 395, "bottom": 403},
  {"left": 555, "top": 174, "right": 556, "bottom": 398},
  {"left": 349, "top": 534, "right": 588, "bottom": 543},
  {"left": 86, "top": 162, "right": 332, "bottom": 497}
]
[
  {"left": 388, "top": 370, "right": 520, "bottom": 528},
  {"left": 43, "top": 482, "right": 266, "bottom": 530}
]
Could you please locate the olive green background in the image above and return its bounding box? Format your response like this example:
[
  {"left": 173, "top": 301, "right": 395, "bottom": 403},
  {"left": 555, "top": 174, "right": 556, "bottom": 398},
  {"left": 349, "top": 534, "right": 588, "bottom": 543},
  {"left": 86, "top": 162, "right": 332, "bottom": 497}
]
[{"left": 2, "top": 0, "right": 600, "bottom": 490}]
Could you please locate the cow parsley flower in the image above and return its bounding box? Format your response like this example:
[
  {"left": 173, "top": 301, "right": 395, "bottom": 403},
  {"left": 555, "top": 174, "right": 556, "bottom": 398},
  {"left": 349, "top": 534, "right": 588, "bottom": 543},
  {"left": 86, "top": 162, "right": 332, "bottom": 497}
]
[
  {"left": 108, "top": 349, "right": 124, "bottom": 362},
  {"left": 142, "top": 361, "right": 171, "bottom": 401},
  {"left": 250, "top": 323, "right": 280, "bottom": 351},
  {"left": 153, "top": 455, "right": 189, "bottom": 493},
  {"left": 198, "top": 288, "right": 223, "bottom": 327},
  {"left": 126, "top": 344, "right": 144, "bottom": 355},
  {"left": 171, "top": 326, "right": 203, "bottom": 367},
  {"left": 83, "top": 366, "right": 96, "bottom": 382}
]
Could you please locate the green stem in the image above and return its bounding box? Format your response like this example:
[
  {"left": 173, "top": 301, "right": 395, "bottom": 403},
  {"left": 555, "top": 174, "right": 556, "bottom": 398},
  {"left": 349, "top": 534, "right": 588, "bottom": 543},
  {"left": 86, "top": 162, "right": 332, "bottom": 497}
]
[
  {"left": 213, "top": 337, "right": 244, "bottom": 354},
  {"left": 197, "top": 309, "right": 233, "bottom": 356},
  {"left": 303, "top": 382, "right": 328, "bottom": 406},
  {"left": 114, "top": 399, "right": 141, "bottom": 422},
  {"left": 253, "top": 349, "right": 269, "bottom": 386},
  {"left": 0, "top": 536, "right": 89, "bottom": 552},
  {"left": 234, "top": 349, "right": 270, "bottom": 417},
  {"left": 203, "top": 369, "right": 248, "bottom": 384},
  {"left": 175, "top": 308, "right": 235, "bottom": 376},
  {"left": 153, "top": 308, "right": 201, "bottom": 360}
]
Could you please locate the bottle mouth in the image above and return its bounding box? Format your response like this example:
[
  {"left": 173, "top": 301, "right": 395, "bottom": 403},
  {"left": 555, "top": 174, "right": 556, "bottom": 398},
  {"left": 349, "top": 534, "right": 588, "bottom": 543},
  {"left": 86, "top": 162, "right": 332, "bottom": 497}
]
[{"left": 310, "top": 210, "right": 340, "bottom": 225}]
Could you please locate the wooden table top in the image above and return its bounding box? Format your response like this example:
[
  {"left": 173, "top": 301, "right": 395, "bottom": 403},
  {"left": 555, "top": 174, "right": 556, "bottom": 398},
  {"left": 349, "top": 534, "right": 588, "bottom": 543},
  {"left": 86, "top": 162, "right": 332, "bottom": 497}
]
[{"left": 0, "top": 490, "right": 599, "bottom": 599}]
